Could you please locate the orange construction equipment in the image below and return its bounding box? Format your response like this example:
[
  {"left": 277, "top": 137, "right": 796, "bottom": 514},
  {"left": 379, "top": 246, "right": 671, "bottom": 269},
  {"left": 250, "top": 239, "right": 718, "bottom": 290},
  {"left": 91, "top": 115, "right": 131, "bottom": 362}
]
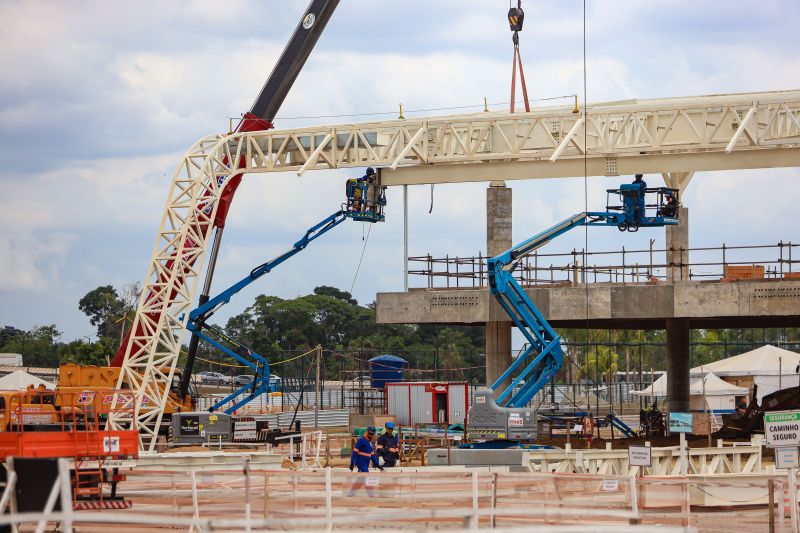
[
  {"left": 57, "top": 363, "right": 194, "bottom": 422},
  {"left": 0, "top": 389, "right": 139, "bottom": 508}
]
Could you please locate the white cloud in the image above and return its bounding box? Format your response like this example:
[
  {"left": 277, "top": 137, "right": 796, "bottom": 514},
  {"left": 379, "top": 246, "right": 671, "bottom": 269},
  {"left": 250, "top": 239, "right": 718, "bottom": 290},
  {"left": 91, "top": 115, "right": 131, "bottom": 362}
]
[
  {"left": 0, "top": 1, "right": 798, "bottom": 339},
  {"left": 0, "top": 232, "right": 76, "bottom": 291}
]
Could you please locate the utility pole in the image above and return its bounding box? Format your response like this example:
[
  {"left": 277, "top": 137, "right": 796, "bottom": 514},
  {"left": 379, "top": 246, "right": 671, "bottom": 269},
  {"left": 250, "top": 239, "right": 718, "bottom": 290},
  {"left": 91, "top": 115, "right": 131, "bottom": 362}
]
[
  {"left": 315, "top": 345, "right": 322, "bottom": 428},
  {"left": 358, "top": 348, "right": 365, "bottom": 415}
]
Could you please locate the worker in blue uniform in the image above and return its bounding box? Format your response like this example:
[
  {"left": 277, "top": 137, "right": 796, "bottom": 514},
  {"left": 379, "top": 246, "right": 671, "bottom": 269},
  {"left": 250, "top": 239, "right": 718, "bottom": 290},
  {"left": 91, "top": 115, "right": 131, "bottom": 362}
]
[
  {"left": 632, "top": 174, "right": 647, "bottom": 224},
  {"left": 376, "top": 422, "right": 400, "bottom": 467},
  {"left": 347, "top": 426, "right": 383, "bottom": 498},
  {"left": 349, "top": 426, "right": 383, "bottom": 472}
]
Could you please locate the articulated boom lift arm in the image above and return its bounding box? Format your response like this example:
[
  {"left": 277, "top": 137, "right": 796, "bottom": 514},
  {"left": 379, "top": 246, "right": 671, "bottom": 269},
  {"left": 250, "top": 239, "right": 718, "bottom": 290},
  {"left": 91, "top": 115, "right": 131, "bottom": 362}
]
[
  {"left": 190, "top": 210, "right": 351, "bottom": 326},
  {"left": 187, "top": 210, "right": 350, "bottom": 413},
  {"left": 187, "top": 202, "right": 384, "bottom": 413},
  {"left": 488, "top": 186, "right": 679, "bottom": 410}
]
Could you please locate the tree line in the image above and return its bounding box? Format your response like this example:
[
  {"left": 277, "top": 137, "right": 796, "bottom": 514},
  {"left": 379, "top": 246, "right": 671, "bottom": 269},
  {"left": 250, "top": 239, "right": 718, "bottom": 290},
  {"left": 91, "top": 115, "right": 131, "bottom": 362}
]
[{"left": 1, "top": 282, "right": 797, "bottom": 386}]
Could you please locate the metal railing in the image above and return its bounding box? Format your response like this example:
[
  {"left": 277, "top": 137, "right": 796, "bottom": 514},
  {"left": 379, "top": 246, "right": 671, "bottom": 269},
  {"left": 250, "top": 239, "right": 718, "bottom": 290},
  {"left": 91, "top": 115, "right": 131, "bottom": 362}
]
[
  {"left": 409, "top": 241, "right": 799, "bottom": 288},
  {"left": 6, "top": 463, "right": 798, "bottom": 531}
]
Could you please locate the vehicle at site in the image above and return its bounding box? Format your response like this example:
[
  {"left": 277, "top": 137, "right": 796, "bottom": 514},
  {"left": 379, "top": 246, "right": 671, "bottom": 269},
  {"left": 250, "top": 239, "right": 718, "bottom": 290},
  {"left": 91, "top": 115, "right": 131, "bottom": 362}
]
[
  {"left": 197, "top": 371, "right": 228, "bottom": 385},
  {"left": 233, "top": 374, "right": 254, "bottom": 386},
  {"left": 56, "top": 364, "right": 195, "bottom": 435},
  {"left": 714, "top": 384, "right": 800, "bottom": 439},
  {"left": 0, "top": 389, "right": 138, "bottom": 509}
]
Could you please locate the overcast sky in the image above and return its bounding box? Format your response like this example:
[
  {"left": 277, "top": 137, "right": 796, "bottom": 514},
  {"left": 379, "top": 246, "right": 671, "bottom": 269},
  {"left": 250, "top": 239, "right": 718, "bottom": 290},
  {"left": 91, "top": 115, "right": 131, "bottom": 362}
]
[{"left": 1, "top": 0, "right": 798, "bottom": 343}]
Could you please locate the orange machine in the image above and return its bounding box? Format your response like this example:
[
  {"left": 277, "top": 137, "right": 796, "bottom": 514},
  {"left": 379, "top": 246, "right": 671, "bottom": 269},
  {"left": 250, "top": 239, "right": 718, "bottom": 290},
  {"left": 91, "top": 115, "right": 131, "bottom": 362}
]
[
  {"left": 0, "top": 390, "right": 59, "bottom": 430},
  {"left": 0, "top": 389, "right": 139, "bottom": 508},
  {"left": 58, "top": 363, "right": 194, "bottom": 418}
]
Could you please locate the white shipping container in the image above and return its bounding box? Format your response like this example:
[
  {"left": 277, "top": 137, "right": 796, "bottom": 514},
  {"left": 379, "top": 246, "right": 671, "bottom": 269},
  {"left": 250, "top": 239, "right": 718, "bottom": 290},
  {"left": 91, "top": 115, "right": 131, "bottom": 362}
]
[
  {"left": 386, "top": 382, "right": 469, "bottom": 425},
  {"left": 0, "top": 354, "right": 23, "bottom": 366}
]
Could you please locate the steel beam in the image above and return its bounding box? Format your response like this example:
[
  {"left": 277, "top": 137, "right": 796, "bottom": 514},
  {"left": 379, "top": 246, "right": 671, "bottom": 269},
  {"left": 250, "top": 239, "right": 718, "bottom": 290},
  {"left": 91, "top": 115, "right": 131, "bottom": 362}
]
[
  {"left": 225, "top": 89, "right": 800, "bottom": 183},
  {"left": 381, "top": 147, "right": 800, "bottom": 185}
]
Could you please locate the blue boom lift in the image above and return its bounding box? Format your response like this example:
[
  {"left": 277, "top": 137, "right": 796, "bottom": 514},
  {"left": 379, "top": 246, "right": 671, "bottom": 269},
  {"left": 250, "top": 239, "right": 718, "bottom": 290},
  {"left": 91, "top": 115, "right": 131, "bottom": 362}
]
[
  {"left": 467, "top": 181, "right": 679, "bottom": 441},
  {"left": 186, "top": 176, "right": 385, "bottom": 413}
]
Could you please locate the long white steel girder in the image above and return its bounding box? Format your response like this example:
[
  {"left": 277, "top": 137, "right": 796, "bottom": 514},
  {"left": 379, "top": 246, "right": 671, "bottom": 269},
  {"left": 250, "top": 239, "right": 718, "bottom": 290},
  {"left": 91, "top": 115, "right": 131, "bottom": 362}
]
[
  {"left": 241, "top": 89, "right": 800, "bottom": 183},
  {"left": 110, "top": 89, "right": 800, "bottom": 451}
]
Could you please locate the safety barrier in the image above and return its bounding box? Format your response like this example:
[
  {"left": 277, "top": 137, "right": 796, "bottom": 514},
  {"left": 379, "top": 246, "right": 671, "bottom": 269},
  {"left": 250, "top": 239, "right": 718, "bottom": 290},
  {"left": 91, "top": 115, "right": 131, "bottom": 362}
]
[
  {"left": 523, "top": 441, "right": 762, "bottom": 476},
  {"left": 134, "top": 450, "right": 283, "bottom": 471},
  {"left": 3, "top": 464, "right": 794, "bottom": 531}
]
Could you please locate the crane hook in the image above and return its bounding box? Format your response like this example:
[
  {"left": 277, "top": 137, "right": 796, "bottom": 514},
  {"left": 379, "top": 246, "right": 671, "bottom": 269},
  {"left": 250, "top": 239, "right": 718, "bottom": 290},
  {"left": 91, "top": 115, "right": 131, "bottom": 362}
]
[{"left": 508, "top": 1, "right": 524, "bottom": 34}]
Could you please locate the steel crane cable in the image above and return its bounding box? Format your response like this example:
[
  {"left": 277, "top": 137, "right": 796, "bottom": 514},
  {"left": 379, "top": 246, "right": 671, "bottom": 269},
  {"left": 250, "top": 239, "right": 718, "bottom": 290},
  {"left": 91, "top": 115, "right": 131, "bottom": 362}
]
[
  {"left": 581, "top": 0, "right": 601, "bottom": 420},
  {"left": 349, "top": 223, "right": 373, "bottom": 295}
]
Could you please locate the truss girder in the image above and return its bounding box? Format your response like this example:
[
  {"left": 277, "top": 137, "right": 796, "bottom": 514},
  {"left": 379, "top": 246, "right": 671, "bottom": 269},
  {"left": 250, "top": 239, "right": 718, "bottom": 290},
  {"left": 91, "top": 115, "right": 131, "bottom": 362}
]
[
  {"left": 107, "top": 133, "right": 237, "bottom": 451},
  {"left": 190, "top": 90, "right": 800, "bottom": 183}
]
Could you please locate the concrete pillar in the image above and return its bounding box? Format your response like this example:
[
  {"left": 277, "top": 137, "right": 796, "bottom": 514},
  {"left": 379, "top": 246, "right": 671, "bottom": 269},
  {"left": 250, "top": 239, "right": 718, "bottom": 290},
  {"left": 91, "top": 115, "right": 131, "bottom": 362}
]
[
  {"left": 666, "top": 207, "right": 689, "bottom": 282},
  {"left": 486, "top": 182, "right": 513, "bottom": 388},
  {"left": 666, "top": 318, "right": 691, "bottom": 413}
]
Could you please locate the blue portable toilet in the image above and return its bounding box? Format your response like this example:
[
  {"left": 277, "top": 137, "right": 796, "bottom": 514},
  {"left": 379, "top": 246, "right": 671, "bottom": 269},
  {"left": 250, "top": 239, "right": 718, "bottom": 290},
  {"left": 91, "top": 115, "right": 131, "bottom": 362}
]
[{"left": 368, "top": 354, "right": 408, "bottom": 389}]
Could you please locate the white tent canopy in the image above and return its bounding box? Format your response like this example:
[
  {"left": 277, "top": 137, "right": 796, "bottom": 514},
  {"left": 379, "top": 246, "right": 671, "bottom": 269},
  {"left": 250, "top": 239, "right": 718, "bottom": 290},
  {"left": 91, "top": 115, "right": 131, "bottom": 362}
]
[
  {"left": 0, "top": 370, "right": 55, "bottom": 391},
  {"left": 690, "top": 345, "right": 800, "bottom": 376},
  {"left": 631, "top": 372, "right": 748, "bottom": 397},
  {"left": 690, "top": 344, "right": 800, "bottom": 401}
]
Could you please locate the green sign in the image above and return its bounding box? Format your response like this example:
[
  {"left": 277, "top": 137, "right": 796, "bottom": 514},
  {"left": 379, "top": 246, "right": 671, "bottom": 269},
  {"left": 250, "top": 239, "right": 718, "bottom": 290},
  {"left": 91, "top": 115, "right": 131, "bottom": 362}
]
[
  {"left": 765, "top": 410, "right": 800, "bottom": 447},
  {"left": 668, "top": 412, "right": 693, "bottom": 433}
]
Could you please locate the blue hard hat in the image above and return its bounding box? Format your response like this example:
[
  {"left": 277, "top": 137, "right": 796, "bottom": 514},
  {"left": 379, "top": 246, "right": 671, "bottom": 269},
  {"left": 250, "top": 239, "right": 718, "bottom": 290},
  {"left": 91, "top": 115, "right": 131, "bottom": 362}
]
[
  {"left": 385, "top": 421, "right": 395, "bottom": 429},
  {"left": 366, "top": 167, "right": 376, "bottom": 176}
]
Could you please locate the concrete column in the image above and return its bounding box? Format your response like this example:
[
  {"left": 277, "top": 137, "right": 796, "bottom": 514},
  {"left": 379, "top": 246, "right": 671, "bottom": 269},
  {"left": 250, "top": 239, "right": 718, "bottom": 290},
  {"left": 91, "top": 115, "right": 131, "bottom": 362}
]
[
  {"left": 666, "top": 318, "right": 691, "bottom": 413},
  {"left": 666, "top": 207, "right": 689, "bottom": 282},
  {"left": 486, "top": 182, "right": 512, "bottom": 388}
]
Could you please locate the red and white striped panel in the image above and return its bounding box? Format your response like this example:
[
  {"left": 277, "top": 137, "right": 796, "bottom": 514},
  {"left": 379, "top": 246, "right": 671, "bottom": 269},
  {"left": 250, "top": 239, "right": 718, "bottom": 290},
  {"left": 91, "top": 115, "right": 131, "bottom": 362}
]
[{"left": 73, "top": 500, "right": 132, "bottom": 510}]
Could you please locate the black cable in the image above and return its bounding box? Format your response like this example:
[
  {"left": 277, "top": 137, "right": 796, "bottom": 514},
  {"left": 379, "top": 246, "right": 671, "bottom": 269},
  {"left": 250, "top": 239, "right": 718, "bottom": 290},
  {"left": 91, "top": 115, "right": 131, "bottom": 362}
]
[
  {"left": 267, "top": 95, "right": 577, "bottom": 122},
  {"left": 581, "top": 0, "right": 600, "bottom": 416},
  {"left": 349, "top": 224, "right": 372, "bottom": 294}
]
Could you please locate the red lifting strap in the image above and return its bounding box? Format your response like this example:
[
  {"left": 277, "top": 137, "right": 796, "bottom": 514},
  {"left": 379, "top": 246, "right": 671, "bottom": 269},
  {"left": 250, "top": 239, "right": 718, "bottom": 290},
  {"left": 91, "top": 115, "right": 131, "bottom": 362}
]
[{"left": 510, "top": 42, "right": 531, "bottom": 113}]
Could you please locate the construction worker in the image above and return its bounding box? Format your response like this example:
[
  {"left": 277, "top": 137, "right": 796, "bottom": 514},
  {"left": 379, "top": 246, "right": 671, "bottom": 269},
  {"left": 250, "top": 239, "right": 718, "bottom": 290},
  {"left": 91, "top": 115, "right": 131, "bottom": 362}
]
[
  {"left": 661, "top": 191, "right": 678, "bottom": 217},
  {"left": 376, "top": 421, "right": 400, "bottom": 467},
  {"left": 349, "top": 426, "right": 383, "bottom": 473},
  {"left": 632, "top": 174, "right": 647, "bottom": 224},
  {"left": 345, "top": 177, "right": 361, "bottom": 212},
  {"left": 360, "top": 167, "right": 378, "bottom": 214},
  {"left": 36, "top": 383, "right": 54, "bottom": 405},
  {"left": 347, "top": 426, "right": 383, "bottom": 498}
]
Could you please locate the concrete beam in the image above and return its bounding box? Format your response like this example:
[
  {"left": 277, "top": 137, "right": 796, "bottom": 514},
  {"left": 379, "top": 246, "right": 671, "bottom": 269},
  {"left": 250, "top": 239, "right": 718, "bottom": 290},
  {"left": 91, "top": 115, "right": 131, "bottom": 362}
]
[
  {"left": 376, "top": 280, "right": 800, "bottom": 328},
  {"left": 380, "top": 147, "right": 800, "bottom": 186}
]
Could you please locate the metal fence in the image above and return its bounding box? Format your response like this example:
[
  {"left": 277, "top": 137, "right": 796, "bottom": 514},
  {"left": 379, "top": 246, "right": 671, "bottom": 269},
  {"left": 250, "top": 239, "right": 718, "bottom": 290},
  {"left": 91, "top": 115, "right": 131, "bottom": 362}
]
[
  {"left": 7, "top": 461, "right": 795, "bottom": 532},
  {"left": 197, "top": 387, "right": 386, "bottom": 416},
  {"left": 409, "top": 241, "right": 799, "bottom": 288}
]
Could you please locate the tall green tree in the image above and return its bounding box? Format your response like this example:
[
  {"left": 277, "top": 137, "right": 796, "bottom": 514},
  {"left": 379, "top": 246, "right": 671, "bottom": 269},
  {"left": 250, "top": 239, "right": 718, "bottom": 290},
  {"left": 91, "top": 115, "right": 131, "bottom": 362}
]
[
  {"left": 78, "top": 282, "right": 140, "bottom": 341},
  {"left": 60, "top": 337, "right": 116, "bottom": 366},
  {"left": 313, "top": 286, "right": 358, "bottom": 305},
  {"left": 79, "top": 285, "right": 123, "bottom": 338}
]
